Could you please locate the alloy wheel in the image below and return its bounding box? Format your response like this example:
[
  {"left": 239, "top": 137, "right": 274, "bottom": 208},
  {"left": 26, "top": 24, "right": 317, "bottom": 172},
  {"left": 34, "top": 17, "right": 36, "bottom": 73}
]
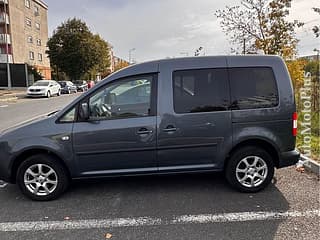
[
  {"left": 24, "top": 164, "right": 58, "bottom": 196},
  {"left": 235, "top": 156, "right": 268, "bottom": 188}
]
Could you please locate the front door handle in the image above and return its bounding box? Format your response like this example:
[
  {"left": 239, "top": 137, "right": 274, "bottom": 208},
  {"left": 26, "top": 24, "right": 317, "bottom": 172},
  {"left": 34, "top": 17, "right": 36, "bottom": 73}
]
[
  {"left": 137, "top": 128, "right": 153, "bottom": 135},
  {"left": 163, "top": 125, "right": 177, "bottom": 133}
]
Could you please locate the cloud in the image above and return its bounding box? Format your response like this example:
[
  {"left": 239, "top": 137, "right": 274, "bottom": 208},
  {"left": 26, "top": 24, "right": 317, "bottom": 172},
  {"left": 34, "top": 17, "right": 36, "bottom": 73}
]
[{"left": 46, "top": 0, "right": 319, "bottom": 61}]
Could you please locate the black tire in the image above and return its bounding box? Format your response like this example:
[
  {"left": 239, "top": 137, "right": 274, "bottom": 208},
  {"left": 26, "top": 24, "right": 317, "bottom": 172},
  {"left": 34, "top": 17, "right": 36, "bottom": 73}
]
[
  {"left": 16, "top": 154, "right": 69, "bottom": 201},
  {"left": 46, "top": 91, "right": 51, "bottom": 98},
  {"left": 68, "top": 89, "right": 71, "bottom": 94},
  {"left": 225, "top": 146, "right": 274, "bottom": 193}
]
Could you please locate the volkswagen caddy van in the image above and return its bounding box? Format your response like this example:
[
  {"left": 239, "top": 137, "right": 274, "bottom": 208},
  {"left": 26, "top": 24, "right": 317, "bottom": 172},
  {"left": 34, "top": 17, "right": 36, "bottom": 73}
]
[{"left": 0, "top": 56, "right": 300, "bottom": 200}]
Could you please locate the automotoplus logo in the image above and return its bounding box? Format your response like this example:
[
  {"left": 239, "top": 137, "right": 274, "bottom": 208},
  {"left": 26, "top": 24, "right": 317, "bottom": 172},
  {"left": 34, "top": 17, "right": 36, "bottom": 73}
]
[{"left": 299, "top": 72, "right": 312, "bottom": 157}]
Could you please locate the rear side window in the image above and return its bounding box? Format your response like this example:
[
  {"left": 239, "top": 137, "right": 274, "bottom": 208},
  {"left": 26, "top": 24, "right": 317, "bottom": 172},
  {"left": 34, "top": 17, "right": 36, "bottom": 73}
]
[
  {"left": 229, "top": 67, "right": 279, "bottom": 110},
  {"left": 173, "top": 68, "right": 229, "bottom": 113}
]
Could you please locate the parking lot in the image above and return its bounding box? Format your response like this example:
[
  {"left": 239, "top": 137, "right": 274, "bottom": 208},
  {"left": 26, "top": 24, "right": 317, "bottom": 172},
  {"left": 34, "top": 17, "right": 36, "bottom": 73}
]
[{"left": 0, "top": 95, "right": 319, "bottom": 240}]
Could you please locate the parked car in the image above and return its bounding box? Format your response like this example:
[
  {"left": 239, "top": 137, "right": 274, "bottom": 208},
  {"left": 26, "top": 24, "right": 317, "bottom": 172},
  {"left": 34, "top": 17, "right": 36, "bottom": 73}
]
[
  {"left": 0, "top": 56, "right": 300, "bottom": 201},
  {"left": 27, "top": 80, "right": 61, "bottom": 98},
  {"left": 58, "top": 81, "right": 77, "bottom": 94},
  {"left": 73, "top": 80, "right": 88, "bottom": 92}
]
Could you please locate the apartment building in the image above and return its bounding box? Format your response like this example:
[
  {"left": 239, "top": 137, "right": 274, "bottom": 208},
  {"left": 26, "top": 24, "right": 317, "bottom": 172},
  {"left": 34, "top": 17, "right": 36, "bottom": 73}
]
[{"left": 0, "top": 0, "right": 50, "bottom": 79}]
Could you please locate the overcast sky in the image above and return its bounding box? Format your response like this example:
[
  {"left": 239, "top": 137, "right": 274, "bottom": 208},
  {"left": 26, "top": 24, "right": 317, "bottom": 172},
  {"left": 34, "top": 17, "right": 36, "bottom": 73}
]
[{"left": 46, "top": 0, "right": 319, "bottom": 62}]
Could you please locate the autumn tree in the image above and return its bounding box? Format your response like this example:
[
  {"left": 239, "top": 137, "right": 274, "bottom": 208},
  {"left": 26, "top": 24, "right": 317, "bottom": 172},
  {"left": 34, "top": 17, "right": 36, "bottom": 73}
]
[
  {"left": 312, "top": 7, "right": 320, "bottom": 37},
  {"left": 47, "top": 18, "right": 110, "bottom": 80},
  {"left": 114, "top": 61, "right": 129, "bottom": 72},
  {"left": 215, "top": 0, "right": 303, "bottom": 59}
]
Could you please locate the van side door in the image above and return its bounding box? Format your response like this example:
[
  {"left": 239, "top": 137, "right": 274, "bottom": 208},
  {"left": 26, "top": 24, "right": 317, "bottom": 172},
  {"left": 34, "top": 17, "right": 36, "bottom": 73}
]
[{"left": 157, "top": 60, "right": 232, "bottom": 171}]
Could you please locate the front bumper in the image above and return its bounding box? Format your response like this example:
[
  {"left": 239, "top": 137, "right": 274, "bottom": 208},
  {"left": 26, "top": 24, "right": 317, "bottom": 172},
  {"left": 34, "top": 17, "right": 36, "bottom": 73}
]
[
  {"left": 27, "top": 92, "right": 46, "bottom": 97},
  {"left": 278, "top": 149, "right": 300, "bottom": 168}
]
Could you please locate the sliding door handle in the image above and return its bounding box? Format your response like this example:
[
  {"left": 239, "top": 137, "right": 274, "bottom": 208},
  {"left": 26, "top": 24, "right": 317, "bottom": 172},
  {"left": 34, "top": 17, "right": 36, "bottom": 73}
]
[
  {"left": 137, "top": 128, "right": 153, "bottom": 135},
  {"left": 163, "top": 125, "right": 177, "bottom": 133}
]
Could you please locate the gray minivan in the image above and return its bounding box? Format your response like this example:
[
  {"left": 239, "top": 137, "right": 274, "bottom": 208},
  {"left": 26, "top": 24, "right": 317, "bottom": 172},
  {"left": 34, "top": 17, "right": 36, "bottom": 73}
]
[{"left": 0, "top": 56, "right": 299, "bottom": 200}]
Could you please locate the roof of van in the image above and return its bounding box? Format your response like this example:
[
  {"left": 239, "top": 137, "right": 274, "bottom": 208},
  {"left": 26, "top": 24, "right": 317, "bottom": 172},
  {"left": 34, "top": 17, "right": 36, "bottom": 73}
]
[
  {"left": 104, "top": 55, "right": 283, "bottom": 83},
  {"left": 128, "top": 54, "right": 281, "bottom": 65}
]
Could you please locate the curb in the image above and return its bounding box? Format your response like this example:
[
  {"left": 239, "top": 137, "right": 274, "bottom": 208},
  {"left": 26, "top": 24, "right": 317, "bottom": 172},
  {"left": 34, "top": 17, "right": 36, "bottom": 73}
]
[
  {"left": 0, "top": 97, "right": 18, "bottom": 102},
  {"left": 301, "top": 155, "right": 320, "bottom": 176},
  {"left": 0, "top": 94, "right": 26, "bottom": 102}
]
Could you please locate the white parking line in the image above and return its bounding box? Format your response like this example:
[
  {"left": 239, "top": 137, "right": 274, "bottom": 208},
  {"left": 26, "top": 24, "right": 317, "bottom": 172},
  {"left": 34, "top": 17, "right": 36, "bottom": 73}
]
[
  {"left": 0, "top": 105, "right": 8, "bottom": 108},
  {"left": 0, "top": 210, "right": 318, "bottom": 232}
]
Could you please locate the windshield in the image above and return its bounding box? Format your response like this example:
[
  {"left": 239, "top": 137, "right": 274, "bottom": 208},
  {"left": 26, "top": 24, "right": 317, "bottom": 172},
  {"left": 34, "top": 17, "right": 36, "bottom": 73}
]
[
  {"left": 33, "top": 81, "right": 49, "bottom": 87},
  {"left": 59, "top": 82, "right": 67, "bottom": 87}
]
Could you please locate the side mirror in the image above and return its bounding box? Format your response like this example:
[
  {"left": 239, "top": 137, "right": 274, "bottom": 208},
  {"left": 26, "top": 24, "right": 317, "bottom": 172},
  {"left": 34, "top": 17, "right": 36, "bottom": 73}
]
[
  {"left": 49, "top": 85, "right": 53, "bottom": 87},
  {"left": 79, "top": 102, "right": 89, "bottom": 120}
]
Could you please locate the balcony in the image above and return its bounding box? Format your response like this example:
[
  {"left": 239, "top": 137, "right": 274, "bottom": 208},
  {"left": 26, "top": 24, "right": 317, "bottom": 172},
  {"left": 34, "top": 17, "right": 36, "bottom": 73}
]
[
  {"left": 0, "top": 0, "right": 8, "bottom": 4},
  {"left": 0, "top": 54, "right": 13, "bottom": 63},
  {"left": 0, "top": 13, "right": 9, "bottom": 24},
  {"left": 0, "top": 34, "right": 10, "bottom": 44}
]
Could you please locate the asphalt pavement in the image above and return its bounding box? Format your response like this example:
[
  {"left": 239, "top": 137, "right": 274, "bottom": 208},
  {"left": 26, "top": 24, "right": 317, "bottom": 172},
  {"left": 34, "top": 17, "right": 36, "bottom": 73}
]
[
  {"left": 0, "top": 94, "right": 319, "bottom": 240},
  {"left": 0, "top": 93, "right": 81, "bottom": 132}
]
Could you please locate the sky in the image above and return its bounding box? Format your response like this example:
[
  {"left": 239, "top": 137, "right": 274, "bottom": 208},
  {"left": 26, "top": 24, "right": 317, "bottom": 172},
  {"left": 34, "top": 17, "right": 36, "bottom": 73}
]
[{"left": 45, "top": 0, "right": 319, "bottom": 62}]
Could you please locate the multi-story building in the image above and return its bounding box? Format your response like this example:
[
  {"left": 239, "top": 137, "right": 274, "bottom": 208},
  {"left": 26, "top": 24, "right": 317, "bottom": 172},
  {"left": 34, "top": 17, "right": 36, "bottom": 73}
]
[{"left": 0, "top": 0, "right": 51, "bottom": 79}]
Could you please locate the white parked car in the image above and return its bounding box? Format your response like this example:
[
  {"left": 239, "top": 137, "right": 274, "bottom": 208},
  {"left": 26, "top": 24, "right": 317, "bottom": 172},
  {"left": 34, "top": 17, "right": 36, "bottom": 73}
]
[{"left": 27, "top": 80, "right": 61, "bottom": 98}]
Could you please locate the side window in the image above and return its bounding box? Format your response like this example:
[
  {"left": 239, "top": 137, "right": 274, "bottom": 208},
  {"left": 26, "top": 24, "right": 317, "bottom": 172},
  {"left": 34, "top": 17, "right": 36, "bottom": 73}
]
[
  {"left": 229, "top": 67, "right": 279, "bottom": 110},
  {"left": 173, "top": 68, "right": 229, "bottom": 113},
  {"left": 60, "top": 107, "right": 76, "bottom": 122},
  {"left": 88, "top": 75, "right": 155, "bottom": 120}
]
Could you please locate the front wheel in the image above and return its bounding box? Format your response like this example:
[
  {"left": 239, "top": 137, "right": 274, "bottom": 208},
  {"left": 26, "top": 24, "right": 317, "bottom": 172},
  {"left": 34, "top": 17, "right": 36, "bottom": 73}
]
[
  {"left": 225, "top": 146, "right": 274, "bottom": 193},
  {"left": 16, "top": 154, "right": 69, "bottom": 201},
  {"left": 46, "top": 91, "right": 51, "bottom": 98}
]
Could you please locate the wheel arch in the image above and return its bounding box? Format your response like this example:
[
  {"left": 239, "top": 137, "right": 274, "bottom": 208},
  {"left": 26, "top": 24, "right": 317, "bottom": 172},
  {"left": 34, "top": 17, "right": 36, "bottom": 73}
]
[
  {"left": 225, "top": 138, "right": 280, "bottom": 170},
  {"left": 10, "top": 148, "right": 71, "bottom": 183}
]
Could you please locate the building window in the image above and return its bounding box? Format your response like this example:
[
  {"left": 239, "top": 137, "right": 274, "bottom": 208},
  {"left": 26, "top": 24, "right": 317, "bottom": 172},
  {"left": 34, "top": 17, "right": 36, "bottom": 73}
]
[
  {"left": 36, "top": 39, "right": 41, "bottom": 46},
  {"left": 29, "top": 51, "right": 34, "bottom": 60},
  {"left": 38, "top": 53, "right": 43, "bottom": 62},
  {"left": 35, "top": 23, "right": 40, "bottom": 30},
  {"left": 27, "top": 36, "right": 33, "bottom": 43},
  {"left": 25, "top": 0, "right": 30, "bottom": 8},
  {"left": 26, "top": 18, "right": 32, "bottom": 27},
  {"left": 34, "top": 6, "right": 39, "bottom": 16}
]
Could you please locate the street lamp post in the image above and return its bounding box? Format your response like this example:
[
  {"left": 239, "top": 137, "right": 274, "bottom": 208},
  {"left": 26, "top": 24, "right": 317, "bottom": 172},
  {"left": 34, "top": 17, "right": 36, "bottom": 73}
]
[
  {"left": 129, "top": 48, "right": 136, "bottom": 64},
  {"left": 3, "top": 0, "right": 11, "bottom": 89}
]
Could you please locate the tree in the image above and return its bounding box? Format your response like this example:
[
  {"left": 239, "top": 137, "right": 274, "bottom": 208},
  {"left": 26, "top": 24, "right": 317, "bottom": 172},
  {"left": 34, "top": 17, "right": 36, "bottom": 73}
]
[
  {"left": 47, "top": 18, "right": 110, "bottom": 80},
  {"left": 27, "top": 65, "right": 43, "bottom": 81},
  {"left": 86, "top": 34, "right": 111, "bottom": 79},
  {"left": 114, "top": 61, "right": 129, "bottom": 72},
  {"left": 215, "top": 0, "right": 303, "bottom": 59},
  {"left": 312, "top": 8, "right": 320, "bottom": 37}
]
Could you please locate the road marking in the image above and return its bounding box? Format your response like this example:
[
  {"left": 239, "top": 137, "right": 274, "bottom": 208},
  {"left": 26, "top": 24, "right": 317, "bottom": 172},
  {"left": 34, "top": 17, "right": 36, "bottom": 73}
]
[
  {"left": 0, "top": 210, "right": 318, "bottom": 232},
  {"left": 0, "top": 105, "right": 8, "bottom": 108}
]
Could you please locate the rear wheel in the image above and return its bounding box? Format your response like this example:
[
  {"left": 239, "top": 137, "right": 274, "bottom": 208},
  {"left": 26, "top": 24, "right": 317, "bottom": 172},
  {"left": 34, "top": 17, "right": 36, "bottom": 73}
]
[
  {"left": 16, "top": 154, "right": 69, "bottom": 201},
  {"left": 225, "top": 146, "right": 274, "bottom": 193}
]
